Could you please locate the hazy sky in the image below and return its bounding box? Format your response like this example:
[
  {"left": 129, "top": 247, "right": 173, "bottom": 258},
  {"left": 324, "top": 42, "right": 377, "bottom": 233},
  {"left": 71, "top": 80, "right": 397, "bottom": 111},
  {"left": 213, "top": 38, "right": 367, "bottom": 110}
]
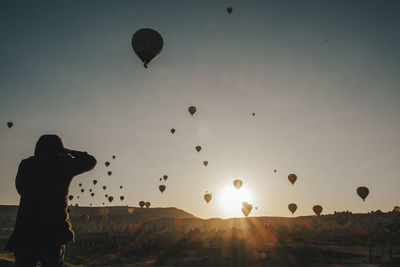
[{"left": 1, "top": 1, "right": 400, "bottom": 218}]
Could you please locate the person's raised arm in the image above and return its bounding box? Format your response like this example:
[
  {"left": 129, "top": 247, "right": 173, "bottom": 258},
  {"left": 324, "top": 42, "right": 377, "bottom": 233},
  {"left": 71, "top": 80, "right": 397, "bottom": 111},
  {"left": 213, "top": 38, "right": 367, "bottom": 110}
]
[{"left": 64, "top": 149, "right": 97, "bottom": 176}]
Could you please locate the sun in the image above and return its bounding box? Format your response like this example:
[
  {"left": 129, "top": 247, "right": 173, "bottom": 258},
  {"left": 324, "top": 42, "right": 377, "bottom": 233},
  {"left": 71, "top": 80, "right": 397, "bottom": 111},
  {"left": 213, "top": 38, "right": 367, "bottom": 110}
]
[{"left": 218, "top": 184, "right": 254, "bottom": 218}]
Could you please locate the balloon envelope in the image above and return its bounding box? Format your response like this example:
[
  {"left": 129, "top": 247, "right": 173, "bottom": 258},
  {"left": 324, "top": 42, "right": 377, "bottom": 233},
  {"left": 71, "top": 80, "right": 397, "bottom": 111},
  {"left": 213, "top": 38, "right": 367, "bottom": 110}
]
[
  {"left": 120, "top": 196, "right": 125, "bottom": 201},
  {"left": 132, "top": 28, "right": 163, "bottom": 68},
  {"left": 7, "top": 122, "right": 13, "bottom": 128},
  {"left": 356, "top": 186, "right": 369, "bottom": 201},
  {"left": 93, "top": 180, "right": 97, "bottom": 185},
  {"left": 159, "top": 185, "right": 166, "bottom": 193},
  {"left": 288, "top": 174, "right": 297, "bottom": 185},
  {"left": 195, "top": 146, "right": 201, "bottom": 152},
  {"left": 139, "top": 201, "right": 145, "bottom": 208},
  {"left": 108, "top": 196, "right": 114, "bottom": 203},
  {"left": 105, "top": 161, "right": 110, "bottom": 167},
  {"left": 163, "top": 175, "right": 168, "bottom": 181},
  {"left": 203, "top": 161, "right": 208, "bottom": 167},
  {"left": 313, "top": 205, "right": 323, "bottom": 216},
  {"left": 145, "top": 202, "right": 151, "bottom": 208},
  {"left": 233, "top": 179, "right": 243, "bottom": 190},
  {"left": 241, "top": 202, "right": 252, "bottom": 217},
  {"left": 107, "top": 171, "right": 112, "bottom": 176},
  {"left": 112, "top": 155, "right": 116, "bottom": 159},
  {"left": 171, "top": 129, "right": 175, "bottom": 134},
  {"left": 68, "top": 195, "right": 73, "bottom": 201},
  {"left": 204, "top": 193, "right": 212, "bottom": 203},
  {"left": 288, "top": 203, "right": 297, "bottom": 214},
  {"left": 227, "top": 7, "right": 233, "bottom": 14},
  {"left": 103, "top": 186, "right": 106, "bottom": 190},
  {"left": 188, "top": 106, "right": 196, "bottom": 116}
]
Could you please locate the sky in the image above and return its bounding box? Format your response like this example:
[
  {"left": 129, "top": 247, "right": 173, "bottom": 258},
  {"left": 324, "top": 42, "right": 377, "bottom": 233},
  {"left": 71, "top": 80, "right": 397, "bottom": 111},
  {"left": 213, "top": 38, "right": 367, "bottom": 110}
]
[{"left": 1, "top": 0, "right": 400, "bottom": 219}]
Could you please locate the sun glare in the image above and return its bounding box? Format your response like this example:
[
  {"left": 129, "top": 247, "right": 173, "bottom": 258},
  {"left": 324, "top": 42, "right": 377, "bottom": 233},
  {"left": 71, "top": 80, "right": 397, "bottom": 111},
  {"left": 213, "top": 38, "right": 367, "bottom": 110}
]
[{"left": 218, "top": 184, "right": 254, "bottom": 218}]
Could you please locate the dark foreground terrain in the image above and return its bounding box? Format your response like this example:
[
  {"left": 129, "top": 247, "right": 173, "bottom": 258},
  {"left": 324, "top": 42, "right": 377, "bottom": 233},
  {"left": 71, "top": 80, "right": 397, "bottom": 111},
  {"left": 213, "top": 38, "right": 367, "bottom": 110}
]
[{"left": 1, "top": 205, "right": 400, "bottom": 266}]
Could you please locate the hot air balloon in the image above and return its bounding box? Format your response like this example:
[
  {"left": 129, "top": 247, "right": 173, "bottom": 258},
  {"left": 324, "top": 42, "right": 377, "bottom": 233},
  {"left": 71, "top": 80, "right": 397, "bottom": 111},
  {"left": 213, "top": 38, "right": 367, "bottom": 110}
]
[
  {"left": 103, "top": 186, "right": 106, "bottom": 190},
  {"left": 102, "top": 202, "right": 104, "bottom": 205},
  {"left": 159, "top": 178, "right": 162, "bottom": 181},
  {"left": 120, "top": 196, "right": 125, "bottom": 201},
  {"left": 203, "top": 161, "right": 208, "bottom": 167},
  {"left": 7, "top": 122, "right": 13, "bottom": 128},
  {"left": 145, "top": 202, "right": 151, "bottom": 208},
  {"left": 274, "top": 169, "right": 277, "bottom": 173},
  {"left": 93, "top": 180, "right": 97, "bottom": 185},
  {"left": 81, "top": 189, "right": 84, "bottom": 193},
  {"left": 128, "top": 207, "right": 134, "bottom": 214},
  {"left": 288, "top": 203, "right": 297, "bottom": 214},
  {"left": 188, "top": 106, "right": 196, "bottom": 116},
  {"left": 105, "top": 161, "right": 110, "bottom": 167},
  {"left": 255, "top": 206, "right": 258, "bottom": 210},
  {"left": 108, "top": 196, "right": 114, "bottom": 203},
  {"left": 233, "top": 179, "right": 243, "bottom": 190},
  {"left": 79, "top": 183, "right": 82, "bottom": 187},
  {"left": 77, "top": 196, "right": 80, "bottom": 199},
  {"left": 357, "top": 186, "right": 369, "bottom": 201},
  {"left": 105, "top": 194, "right": 108, "bottom": 198},
  {"left": 107, "top": 171, "right": 112, "bottom": 176},
  {"left": 90, "top": 203, "right": 92, "bottom": 206},
  {"left": 252, "top": 113, "right": 255, "bottom": 116},
  {"left": 171, "top": 129, "right": 175, "bottom": 134},
  {"left": 91, "top": 193, "right": 94, "bottom": 197},
  {"left": 227, "top": 7, "right": 233, "bottom": 14},
  {"left": 163, "top": 175, "right": 168, "bottom": 181},
  {"left": 195, "top": 146, "right": 201, "bottom": 152},
  {"left": 112, "top": 155, "right": 116, "bottom": 159},
  {"left": 288, "top": 174, "right": 297, "bottom": 185},
  {"left": 241, "top": 202, "right": 252, "bottom": 217},
  {"left": 81, "top": 214, "right": 89, "bottom": 222},
  {"left": 99, "top": 207, "right": 109, "bottom": 216},
  {"left": 204, "top": 193, "right": 212, "bottom": 203},
  {"left": 132, "top": 28, "right": 163, "bottom": 68},
  {"left": 313, "top": 205, "right": 323, "bottom": 216},
  {"left": 139, "top": 201, "right": 145, "bottom": 208},
  {"left": 68, "top": 195, "right": 73, "bottom": 201},
  {"left": 159, "top": 185, "right": 166, "bottom": 193},
  {"left": 120, "top": 186, "right": 123, "bottom": 189},
  {"left": 89, "top": 189, "right": 92, "bottom": 192}
]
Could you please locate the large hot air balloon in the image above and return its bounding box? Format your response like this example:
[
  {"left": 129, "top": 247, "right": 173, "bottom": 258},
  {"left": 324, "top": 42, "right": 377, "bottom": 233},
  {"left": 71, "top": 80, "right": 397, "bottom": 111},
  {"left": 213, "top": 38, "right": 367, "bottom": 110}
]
[
  {"left": 188, "top": 106, "right": 196, "bottom": 116},
  {"left": 204, "top": 193, "right": 212, "bottom": 203},
  {"left": 233, "top": 179, "right": 243, "bottom": 190},
  {"left": 81, "top": 214, "right": 89, "bottom": 222},
  {"left": 103, "top": 186, "right": 107, "bottom": 190},
  {"left": 288, "top": 174, "right": 297, "bottom": 185},
  {"left": 128, "top": 207, "right": 134, "bottom": 214},
  {"left": 107, "top": 171, "right": 112, "bottom": 176},
  {"left": 139, "top": 201, "right": 145, "bottom": 208},
  {"left": 163, "top": 175, "right": 168, "bottom": 181},
  {"left": 227, "top": 7, "right": 233, "bottom": 14},
  {"left": 159, "top": 185, "right": 166, "bottom": 193},
  {"left": 132, "top": 28, "right": 163, "bottom": 68},
  {"left": 7, "top": 122, "right": 13, "bottom": 128},
  {"left": 195, "top": 146, "right": 201, "bottom": 152},
  {"left": 68, "top": 195, "right": 74, "bottom": 201},
  {"left": 288, "top": 203, "right": 297, "bottom": 214},
  {"left": 108, "top": 196, "right": 114, "bottom": 203},
  {"left": 145, "top": 202, "right": 151, "bottom": 208},
  {"left": 356, "top": 186, "right": 369, "bottom": 201},
  {"left": 105, "top": 161, "right": 110, "bottom": 167},
  {"left": 93, "top": 180, "right": 97, "bottom": 185},
  {"left": 120, "top": 196, "right": 125, "bottom": 201},
  {"left": 203, "top": 161, "right": 208, "bottom": 167},
  {"left": 171, "top": 129, "right": 175, "bottom": 134},
  {"left": 241, "top": 202, "right": 252, "bottom": 217},
  {"left": 313, "top": 205, "right": 323, "bottom": 216}
]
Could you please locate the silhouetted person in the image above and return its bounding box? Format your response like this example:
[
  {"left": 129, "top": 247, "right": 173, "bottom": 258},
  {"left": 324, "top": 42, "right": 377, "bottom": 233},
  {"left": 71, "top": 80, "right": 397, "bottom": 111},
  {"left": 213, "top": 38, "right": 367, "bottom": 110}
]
[{"left": 6, "top": 135, "right": 97, "bottom": 267}]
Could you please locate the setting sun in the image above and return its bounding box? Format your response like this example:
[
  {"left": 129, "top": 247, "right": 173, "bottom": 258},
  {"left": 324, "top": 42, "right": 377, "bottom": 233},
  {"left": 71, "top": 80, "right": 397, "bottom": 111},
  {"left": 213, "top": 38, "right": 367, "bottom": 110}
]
[{"left": 218, "top": 183, "right": 255, "bottom": 218}]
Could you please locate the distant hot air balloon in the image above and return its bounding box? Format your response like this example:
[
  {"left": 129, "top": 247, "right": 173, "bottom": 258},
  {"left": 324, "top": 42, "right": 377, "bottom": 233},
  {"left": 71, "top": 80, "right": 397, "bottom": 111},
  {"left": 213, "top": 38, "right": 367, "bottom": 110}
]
[
  {"left": 107, "top": 171, "right": 112, "bottom": 176},
  {"left": 159, "top": 185, "right": 166, "bottom": 193},
  {"left": 120, "top": 196, "right": 125, "bottom": 201},
  {"left": 77, "top": 196, "right": 80, "bottom": 199},
  {"left": 93, "top": 180, "right": 97, "bottom": 185},
  {"left": 313, "top": 205, "right": 323, "bottom": 216},
  {"left": 227, "top": 7, "right": 233, "bottom": 14},
  {"left": 163, "top": 175, "right": 168, "bottom": 181},
  {"left": 288, "top": 174, "right": 297, "bottom": 185},
  {"left": 99, "top": 207, "right": 109, "bottom": 216},
  {"left": 195, "top": 146, "right": 201, "bottom": 152},
  {"left": 233, "top": 179, "right": 243, "bottom": 190},
  {"left": 7, "top": 122, "right": 13, "bottom": 128},
  {"left": 103, "top": 186, "right": 106, "bottom": 190},
  {"left": 241, "top": 202, "right": 252, "bottom": 217},
  {"left": 274, "top": 169, "right": 277, "bottom": 173},
  {"left": 357, "top": 186, "right": 369, "bottom": 201},
  {"left": 90, "top": 203, "right": 92, "bottom": 206},
  {"left": 132, "top": 28, "right": 163, "bottom": 68},
  {"left": 171, "top": 129, "right": 175, "bottom": 134},
  {"left": 255, "top": 206, "right": 258, "bottom": 210},
  {"left": 288, "top": 203, "right": 297, "bottom": 214},
  {"left": 120, "top": 186, "right": 123, "bottom": 189},
  {"left": 203, "top": 161, "right": 208, "bottom": 167},
  {"left": 89, "top": 189, "right": 92, "bottom": 192},
  {"left": 139, "top": 201, "right": 145, "bottom": 208},
  {"left": 112, "top": 155, "right": 116, "bottom": 159},
  {"left": 188, "top": 106, "right": 197, "bottom": 116},
  {"left": 68, "top": 195, "right": 74, "bottom": 201},
  {"left": 128, "top": 207, "right": 134, "bottom": 214},
  {"left": 79, "top": 183, "right": 82, "bottom": 187},
  {"left": 81, "top": 189, "right": 84, "bottom": 193},
  {"left": 252, "top": 113, "right": 255, "bottom": 116},
  {"left": 81, "top": 214, "right": 89, "bottom": 222},
  {"left": 105, "top": 194, "right": 108, "bottom": 198},
  {"left": 105, "top": 161, "right": 110, "bottom": 167},
  {"left": 204, "top": 193, "right": 212, "bottom": 203},
  {"left": 108, "top": 196, "right": 114, "bottom": 203},
  {"left": 159, "top": 178, "right": 162, "bottom": 181},
  {"left": 91, "top": 193, "right": 94, "bottom": 197},
  {"left": 145, "top": 202, "right": 151, "bottom": 208}
]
